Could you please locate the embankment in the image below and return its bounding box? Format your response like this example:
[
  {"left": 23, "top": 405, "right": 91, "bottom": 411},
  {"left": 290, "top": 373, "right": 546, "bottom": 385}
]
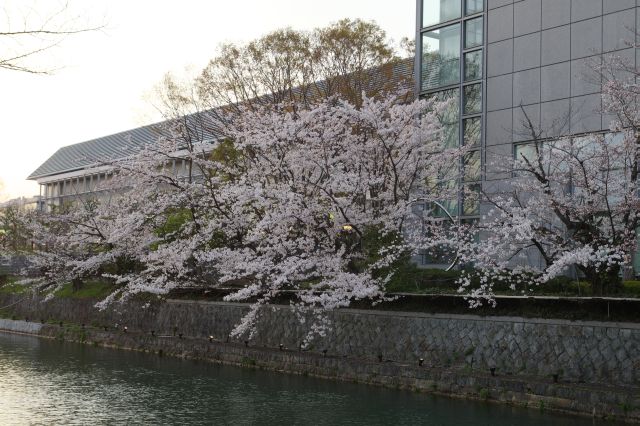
[{"left": 0, "top": 293, "right": 638, "bottom": 422}]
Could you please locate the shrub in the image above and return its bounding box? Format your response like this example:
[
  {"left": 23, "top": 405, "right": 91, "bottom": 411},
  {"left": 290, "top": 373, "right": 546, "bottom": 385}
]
[{"left": 622, "top": 281, "right": 640, "bottom": 296}]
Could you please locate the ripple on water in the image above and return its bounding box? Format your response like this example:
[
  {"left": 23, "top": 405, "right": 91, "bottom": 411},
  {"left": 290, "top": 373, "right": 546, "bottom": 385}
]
[{"left": 0, "top": 332, "right": 621, "bottom": 425}]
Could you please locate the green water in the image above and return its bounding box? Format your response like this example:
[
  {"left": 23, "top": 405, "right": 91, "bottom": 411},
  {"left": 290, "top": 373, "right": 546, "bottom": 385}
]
[{"left": 0, "top": 332, "right": 605, "bottom": 425}]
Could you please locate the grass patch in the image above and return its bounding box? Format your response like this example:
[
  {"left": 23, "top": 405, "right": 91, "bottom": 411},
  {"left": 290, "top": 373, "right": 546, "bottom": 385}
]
[
  {"left": 385, "top": 268, "right": 461, "bottom": 294},
  {"left": 0, "top": 275, "right": 29, "bottom": 295},
  {"left": 622, "top": 281, "right": 640, "bottom": 297},
  {"left": 54, "top": 279, "right": 115, "bottom": 299}
]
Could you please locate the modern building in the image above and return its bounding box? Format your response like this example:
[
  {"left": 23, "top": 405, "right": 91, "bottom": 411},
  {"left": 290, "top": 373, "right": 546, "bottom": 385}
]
[
  {"left": 415, "top": 0, "right": 640, "bottom": 271},
  {"left": 28, "top": 1, "right": 639, "bottom": 271},
  {"left": 28, "top": 62, "right": 412, "bottom": 212},
  {"left": 27, "top": 115, "right": 220, "bottom": 211}
]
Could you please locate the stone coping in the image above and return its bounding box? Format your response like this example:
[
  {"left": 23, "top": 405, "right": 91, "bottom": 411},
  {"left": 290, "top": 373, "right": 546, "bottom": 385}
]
[{"left": 166, "top": 298, "right": 640, "bottom": 330}]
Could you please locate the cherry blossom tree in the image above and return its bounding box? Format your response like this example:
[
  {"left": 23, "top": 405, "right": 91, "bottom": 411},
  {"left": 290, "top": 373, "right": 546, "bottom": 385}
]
[
  {"left": 442, "top": 50, "right": 640, "bottom": 302},
  {"left": 22, "top": 91, "right": 462, "bottom": 341},
  {"left": 451, "top": 132, "right": 637, "bottom": 302}
]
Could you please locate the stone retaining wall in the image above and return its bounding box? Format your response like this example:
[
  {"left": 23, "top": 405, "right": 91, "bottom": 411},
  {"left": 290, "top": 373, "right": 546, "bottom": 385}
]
[
  {"left": 0, "top": 318, "right": 42, "bottom": 334},
  {"left": 1, "top": 293, "right": 637, "bottom": 387}
]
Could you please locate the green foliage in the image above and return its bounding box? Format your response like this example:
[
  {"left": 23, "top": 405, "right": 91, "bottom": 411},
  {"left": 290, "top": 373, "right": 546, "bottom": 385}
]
[
  {"left": 535, "top": 279, "right": 640, "bottom": 297},
  {"left": 154, "top": 208, "right": 193, "bottom": 240},
  {"left": 54, "top": 279, "right": 115, "bottom": 299},
  {"left": 350, "top": 226, "right": 459, "bottom": 294},
  {"left": 479, "top": 388, "right": 490, "bottom": 400},
  {"left": 385, "top": 266, "right": 460, "bottom": 293},
  {"left": 149, "top": 208, "right": 194, "bottom": 252},
  {"left": 241, "top": 357, "right": 257, "bottom": 366},
  {"left": 0, "top": 205, "right": 32, "bottom": 252},
  {"left": 357, "top": 226, "right": 404, "bottom": 269},
  {"left": 209, "top": 138, "right": 243, "bottom": 181},
  {"left": 623, "top": 281, "right": 640, "bottom": 296}
]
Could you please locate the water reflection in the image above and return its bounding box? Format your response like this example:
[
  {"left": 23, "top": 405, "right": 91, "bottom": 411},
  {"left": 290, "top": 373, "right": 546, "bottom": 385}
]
[{"left": 0, "top": 332, "right": 608, "bottom": 425}]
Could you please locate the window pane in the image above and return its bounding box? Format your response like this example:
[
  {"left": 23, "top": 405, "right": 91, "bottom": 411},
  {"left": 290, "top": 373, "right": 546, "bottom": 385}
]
[
  {"left": 605, "top": 131, "right": 624, "bottom": 147},
  {"left": 423, "top": 0, "right": 462, "bottom": 27},
  {"left": 464, "top": 17, "right": 483, "bottom": 48},
  {"left": 427, "top": 88, "right": 460, "bottom": 123},
  {"left": 462, "top": 184, "right": 480, "bottom": 215},
  {"left": 463, "top": 83, "right": 482, "bottom": 115},
  {"left": 463, "top": 117, "right": 481, "bottom": 146},
  {"left": 421, "top": 24, "right": 461, "bottom": 90},
  {"left": 430, "top": 180, "right": 458, "bottom": 218},
  {"left": 466, "top": 0, "right": 483, "bottom": 15},
  {"left": 426, "top": 89, "right": 460, "bottom": 148},
  {"left": 464, "top": 150, "right": 481, "bottom": 181},
  {"left": 432, "top": 199, "right": 458, "bottom": 218},
  {"left": 514, "top": 143, "right": 535, "bottom": 162},
  {"left": 464, "top": 50, "right": 482, "bottom": 81}
]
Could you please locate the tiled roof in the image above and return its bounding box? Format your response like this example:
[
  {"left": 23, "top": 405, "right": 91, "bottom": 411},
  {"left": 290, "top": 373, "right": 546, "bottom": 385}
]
[{"left": 28, "top": 59, "right": 414, "bottom": 180}]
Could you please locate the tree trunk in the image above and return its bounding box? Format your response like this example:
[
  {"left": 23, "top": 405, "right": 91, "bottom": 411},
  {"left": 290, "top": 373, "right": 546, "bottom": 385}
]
[
  {"left": 71, "top": 277, "right": 84, "bottom": 292},
  {"left": 622, "top": 265, "right": 634, "bottom": 281}
]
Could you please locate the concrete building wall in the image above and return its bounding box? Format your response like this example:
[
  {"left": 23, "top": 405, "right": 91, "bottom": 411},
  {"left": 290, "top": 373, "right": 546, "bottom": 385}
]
[
  {"left": 418, "top": 0, "right": 639, "bottom": 183},
  {"left": 485, "top": 0, "right": 638, "bottom": 180},
  {"left": 417, "top": 0, "right": 640, "bottom": 270},
  {"left": 36, "top": 158, "right": 200, "bottom": 212}
]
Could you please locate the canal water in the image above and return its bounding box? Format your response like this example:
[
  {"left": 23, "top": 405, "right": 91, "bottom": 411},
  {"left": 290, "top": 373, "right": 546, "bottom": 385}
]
[{"left": 0, "top": 332, "right": 607, "bottom": 425}]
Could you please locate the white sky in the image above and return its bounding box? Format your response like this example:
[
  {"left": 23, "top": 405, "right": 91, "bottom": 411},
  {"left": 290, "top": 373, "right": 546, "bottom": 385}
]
[{"left": 0, "top": 0, "right": 416, "bottom": 200}]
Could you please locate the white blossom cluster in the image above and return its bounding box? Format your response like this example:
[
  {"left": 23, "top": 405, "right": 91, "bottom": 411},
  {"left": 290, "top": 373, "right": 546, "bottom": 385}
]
[{"left": 21, "top": 92, "right": 464, "bottom": 340}]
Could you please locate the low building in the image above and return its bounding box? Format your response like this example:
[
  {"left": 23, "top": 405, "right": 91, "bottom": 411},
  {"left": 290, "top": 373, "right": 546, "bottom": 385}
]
[
  {"left": 27, "top": 115, "right": 219, "bottom": 211},
  {"left": 0, "top": 196, "right": 43, "bottom": 212}
]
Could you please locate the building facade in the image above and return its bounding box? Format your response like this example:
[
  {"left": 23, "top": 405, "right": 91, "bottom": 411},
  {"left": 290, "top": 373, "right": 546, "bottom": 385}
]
[
  {"left": 416, "top": 0, "right": 640, "bottom": 272},
  {"left": 0, "top": 196, "right": 42, "bottom": 211},
  {"left": 27, "top": 115, "right": 218, "bottom": 212}
]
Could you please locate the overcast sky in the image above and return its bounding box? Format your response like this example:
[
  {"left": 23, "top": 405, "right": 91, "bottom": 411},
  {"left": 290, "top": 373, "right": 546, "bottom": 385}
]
[{"left": 0, "top": 0, "right": 416, "bottom": 200}]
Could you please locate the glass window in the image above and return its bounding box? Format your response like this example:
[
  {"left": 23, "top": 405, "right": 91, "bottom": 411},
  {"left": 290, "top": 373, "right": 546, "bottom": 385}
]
[
  {"left": 464, "top": 17, "right": 483, "bottom": 49},
  {"left": 514, "top": 143, "right": 535, "bottom": 162},
  {"left": 434, "top": 200, "right": 458, "bottom": 218},
  {"left": 441, "top": 123, "right": 459, "bottom": 149},
  {"left": 430, "top": 180, "right": 458, "bottom": 218},
  {"left": 605, "top": 131, "right": 624, "bottom": 147},
  {"left": 427, "top": 88, "right": 460, "bottom": 123},
  {"left": 463, "top": 117, "right": 481, "bottom": 146},
  {"left": 462, "top": 184, "right": 481, "bottom": 215},
  {"left": 422, "top": 24, "right": 461, "bottom": 91},
  {"left": 426, "top": 89, "right": 460, "bottom": 148},
  {"left": 463, "top": 150, "right": 481, "bottom": 181},
  {"left": 464, "top": 50, "right": 482, "bottom": 81},
  {"left": 463, "top": 83, "right": 482, "bottom": 115},
  {"left": 423, "top": 0, "right": 462, "bottom": 28},
  {"left": 465, "top": 0, "right": 483, "bottom": 15}
]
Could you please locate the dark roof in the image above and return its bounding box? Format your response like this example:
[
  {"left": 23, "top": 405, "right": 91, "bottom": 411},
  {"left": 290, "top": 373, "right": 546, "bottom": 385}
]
[
  {"left": 27, "top": 112, "right": 222, "bottom": 180},
  {"left": 28, "top": 122, "right": 166, "bottom": 179},
  {"left": 28, "top": 58, "right": 414, "bottom": 180}
]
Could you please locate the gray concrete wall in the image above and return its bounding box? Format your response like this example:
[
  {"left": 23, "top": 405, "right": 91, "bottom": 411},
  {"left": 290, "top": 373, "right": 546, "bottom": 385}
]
[{"left": 485, "top": 0, "right": 638, "bottom": 176}]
